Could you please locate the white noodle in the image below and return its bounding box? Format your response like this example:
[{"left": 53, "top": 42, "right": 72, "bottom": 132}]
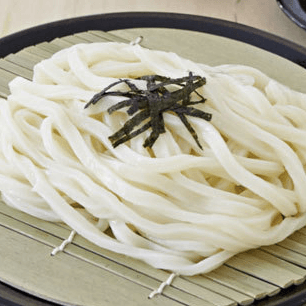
[{"left": 0, "top": 42, "right": 306, "bottom": 276}]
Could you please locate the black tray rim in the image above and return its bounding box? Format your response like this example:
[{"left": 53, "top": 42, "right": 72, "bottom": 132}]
[
  {"left": 0, "top": 11, "right": 306, "bottom": 65},
  {"left": 1, "top": 11, "right": 306, "bottom": 306}
]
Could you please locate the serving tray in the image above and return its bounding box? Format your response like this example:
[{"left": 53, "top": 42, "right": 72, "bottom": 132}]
[{"left": 1, "top": 12, "right": 306, "bottom": 306}]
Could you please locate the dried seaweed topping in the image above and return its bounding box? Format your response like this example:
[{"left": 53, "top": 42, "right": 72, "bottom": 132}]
[{"left": 85, "top": 72, "right": 212, "bottom": 149}]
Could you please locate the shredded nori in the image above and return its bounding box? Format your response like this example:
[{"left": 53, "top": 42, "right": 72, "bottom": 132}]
[{"left": 85, "top": 72, "right": 212, "bottom": 149}]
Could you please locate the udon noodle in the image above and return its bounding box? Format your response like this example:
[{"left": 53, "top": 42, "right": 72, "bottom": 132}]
[{"left": 1, "top": 41, "right": 306, "bottom": 276}]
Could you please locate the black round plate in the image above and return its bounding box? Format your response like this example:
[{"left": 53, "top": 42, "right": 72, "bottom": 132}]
[
  {"left": 277, "top": 0, "right": 306, "bottom": 30},
  {"left": 0, "top": 11, "right": 306, "bottom": 306}
]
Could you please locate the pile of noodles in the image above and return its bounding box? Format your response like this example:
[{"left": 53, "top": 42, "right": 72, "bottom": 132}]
[{"left": 1, "top": 41, "right": 306, "bottom": 276}]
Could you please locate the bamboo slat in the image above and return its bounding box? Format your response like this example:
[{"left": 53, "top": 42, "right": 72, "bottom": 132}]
[{"left": 0, "top": 28, "right": 306, "bottom": 306}]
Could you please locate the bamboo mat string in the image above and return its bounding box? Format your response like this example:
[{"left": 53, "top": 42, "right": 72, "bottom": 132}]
[
  {"left": 149, "top": 273, "right": 178, "bottom": 299},
  {"left": 129, "top": 36, "right": 143, "bottom": 45},
  {"left": 51, "top": 230, "right": 77, "bottom": 256}
]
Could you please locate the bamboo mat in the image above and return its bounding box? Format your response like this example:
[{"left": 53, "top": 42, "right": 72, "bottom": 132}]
[{"left": 1, "top": 28, "right": 306, "bottom": 306}]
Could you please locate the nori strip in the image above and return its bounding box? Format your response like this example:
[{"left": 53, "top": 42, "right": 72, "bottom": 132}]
[{"left": 85, "top": 72, "right": 212, "bottom": 149}]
